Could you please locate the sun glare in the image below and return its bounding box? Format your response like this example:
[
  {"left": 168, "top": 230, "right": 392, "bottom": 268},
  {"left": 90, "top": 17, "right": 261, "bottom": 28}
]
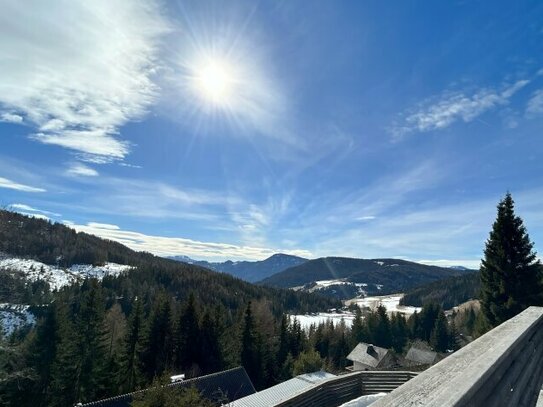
[{"left": 194, "top": 59, "right": 234, "bottom": 104}]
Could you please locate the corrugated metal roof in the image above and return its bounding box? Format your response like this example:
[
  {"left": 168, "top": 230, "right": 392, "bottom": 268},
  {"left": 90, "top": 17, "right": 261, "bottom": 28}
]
[
  {"left": 346, "top": 343, "right": 389, "bottom": 367},
  {"left": 229, "top": 371, "right": 336, "bottom": 407}
]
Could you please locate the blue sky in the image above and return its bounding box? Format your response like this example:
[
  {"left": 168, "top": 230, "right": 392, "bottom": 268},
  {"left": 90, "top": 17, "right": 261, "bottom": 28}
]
[{"left": 1, "top": 0, "right": 543, "bottom": 267}]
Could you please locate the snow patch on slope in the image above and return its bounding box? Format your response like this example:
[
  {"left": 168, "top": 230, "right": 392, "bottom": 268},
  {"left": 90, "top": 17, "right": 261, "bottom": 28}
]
[
  {"left": 0, "top": 303, "right": 36, "bottom": 336},
  {"left": 0, "top": 255, "right": 133, "bottom": 290}
]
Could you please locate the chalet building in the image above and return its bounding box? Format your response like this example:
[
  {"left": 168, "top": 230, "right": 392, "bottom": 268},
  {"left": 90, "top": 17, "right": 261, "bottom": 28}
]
[
  {"left": 405, "top": 341, "right": 442, "bottom": 366},
  {"left": 346, "top": 342, "right": 394, "bottom": 371},
  {"left": 75, "top": 366, "right": 255, "bottom": 407}
]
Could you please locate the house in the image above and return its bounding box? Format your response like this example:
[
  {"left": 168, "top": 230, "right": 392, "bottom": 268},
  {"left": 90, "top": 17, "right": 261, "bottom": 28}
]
[
  {"left": 346, "top": 342, "right": 394, "bottom": 371},
  {"left": 76, "top": 366, "right": 255, "bottom": 407},
  {"left": 405, "top": 341, "right": 442, "bottom": 366},
  {"left": 229, "top": 370, "right": 336, "bottom": 407}
]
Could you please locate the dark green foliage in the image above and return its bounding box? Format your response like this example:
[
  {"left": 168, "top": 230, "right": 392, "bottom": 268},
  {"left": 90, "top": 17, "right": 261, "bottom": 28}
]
[
  {"left": 141, "top": 295, "right": 174, "bottom": 380},
  {"left": 260, "top": 257, "right": 464, "bottom": 297},
  {"left": 174, "top": 293, "right": 201, "bottom": 373},
  {"left": 119, "top": 299, "right": 144, "bottom": 392},
  {"left": 400, "top": 271, "right": 480, "bottom": 309},
  {"left": 430, "top": 311, "right": 449, "bottom": 352},
  {"left": 292, "top": 349, "right": 324, "bottom": 375},
  {"left": 131, "top": 377, "right": 213, "bottom": 407},
  {"left": 481, "top": 193, "right": 543, "bottom": 326},
  {"left": 240, "top": 302, "right": 263, "bottom": 389},
  {"left": 390, "top": 313, "right": 408, "bottom": 353},
  {"left": 480, "top": 193, "right": 543, "bottom": 327}
]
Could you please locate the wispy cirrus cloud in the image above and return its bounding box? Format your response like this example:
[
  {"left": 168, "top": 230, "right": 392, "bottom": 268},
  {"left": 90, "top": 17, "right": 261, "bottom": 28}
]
[
  {"left": 0, "top": 0, "right": 169, "bottom": 163},
  {"left": 526, "top": 89, "right": 543, "bottom": 116},
  {"left": 0, "top": 177, "right": 45, "bottom": 193},
  {"left": 70, "top": 221, "right": 312, "bottom": 261},
  {"left": 66, "top": 163, "right": 99, "bottom": 177},
  {"left": 390, "top": 80, "right": 530, "bottom": 139},
  {"left": 9, "top": 203, "right": 60, "bottom": 217}
]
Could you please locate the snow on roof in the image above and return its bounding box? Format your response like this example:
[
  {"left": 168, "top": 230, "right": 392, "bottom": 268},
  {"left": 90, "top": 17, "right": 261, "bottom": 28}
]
[
  {"left": 346, "top": 343, "right": 389, "bottom": 367},
  {"left": 229, "top": 370, "right": 336, "bottom": 407}
]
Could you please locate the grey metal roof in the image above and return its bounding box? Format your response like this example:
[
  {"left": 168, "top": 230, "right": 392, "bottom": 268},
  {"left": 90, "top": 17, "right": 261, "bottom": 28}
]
[
  {"left": 78, "top": 366, "right": 255, "bottom": 407},
  {"left": 405, "top": 347, "right": 438, "bottom": 365},
  {"left": 229, "top": 371, "right": 336, "bottom": 407},
  {"left": 346, "top": 342, "right": 389, "bottom": 367}
]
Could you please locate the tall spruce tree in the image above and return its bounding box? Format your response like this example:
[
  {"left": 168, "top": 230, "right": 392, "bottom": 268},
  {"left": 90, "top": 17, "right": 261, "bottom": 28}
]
[{"left": 480, "top": 193, "right": 543, "bottom": 327}]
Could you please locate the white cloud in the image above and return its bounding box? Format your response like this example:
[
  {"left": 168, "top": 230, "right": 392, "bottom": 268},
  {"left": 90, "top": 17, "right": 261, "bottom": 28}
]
[
  {"left": 0, "top": 177, "right": 45, "bottom": 192},
  {"left": 71, "top": 222, "right": 312, "bottom": 261},
  {"left": 526, "top": 89, "right": 543, "bottom": 116},
  {"left": 87, "top": 222, "right": 120, "bottom": 230},
  {"left": 391, "top": 80, "right": 530, "bottom": 139},
  {"left": 416, "top": 259, "right": 481, "bottom": 269},
  {"left": 9, "top": 203, "right": 60, "bottom": 217},
  {"left": 0, "top": 112, "right": 23, "bottom": 123},
  {"left": 0, "top": 0, "right": 169, "bottom": 161},
  {"left": 18, "top": 213, "right": 50, "bottom": 221},
  {"left": 67, "top": 163, "right": 99, "bottom": 177}
]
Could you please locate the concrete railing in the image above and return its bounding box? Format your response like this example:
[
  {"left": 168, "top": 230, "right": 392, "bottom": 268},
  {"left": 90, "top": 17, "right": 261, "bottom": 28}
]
[
  {"left": 274, "top": 371, "right": 418, "bottom": 407},
  {"left": 372, "top": 306, "right": 543, "bottom": 407}
]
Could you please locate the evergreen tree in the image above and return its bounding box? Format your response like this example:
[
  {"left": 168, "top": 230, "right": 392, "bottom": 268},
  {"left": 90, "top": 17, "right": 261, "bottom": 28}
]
[
  {"left": 351, "top": 307, "right": 367, "bottom": 345},
  {"left": 175, "top": 293, "right": 201, "bottom": 373},
  {"left": 390, "top": 313, "right": 408, "bottom": 353},
  {"left": 120, "top": 299, "right": 144, "bottom": 392},
  {"left": 292, "top": 349, "right": 324, "bottom": 375},
  {"left": 430, "top": 310, "right": 449, "bottom": 353},
  {"left": 199, "top": 310, "right": 223, "bottom": 374},
  {"left": 373, "top": 306, "right": 391, "bottom": 348},
  {"left": 480, "top": 193, "right": 543, "bottom": 327},
  {"left": 240, "top": 302, "right": 263, "bottom": 388},
  {"left": 141, "top": 296, "right": 174, "bottom": 380}
]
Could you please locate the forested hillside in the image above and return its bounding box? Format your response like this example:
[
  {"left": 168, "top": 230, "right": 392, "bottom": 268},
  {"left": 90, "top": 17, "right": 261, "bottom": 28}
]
[
  {"left": 260, "top": 257, "right": 464, "bottom": 295},
  {"left": 0, "top": 211, "right": 341, "bottom": 406},
  {"left": 399, "top": 272, "right": 481, "bottom": 309}
]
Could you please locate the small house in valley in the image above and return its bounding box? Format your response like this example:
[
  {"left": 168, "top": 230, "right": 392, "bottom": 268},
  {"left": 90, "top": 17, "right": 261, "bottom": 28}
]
[{"left": 346, "top": 342, "right": 394, "bottom": 371}]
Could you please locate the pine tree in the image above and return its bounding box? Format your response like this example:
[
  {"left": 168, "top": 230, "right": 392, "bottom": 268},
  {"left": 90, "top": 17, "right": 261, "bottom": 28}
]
[
  {"left": 175, "top": 293, "right": 201, "bottom": 373},
  {"left": 480, "top": 193, "right": 543, "bottom": 327},
  {"left": 120, "top": 299, "right": 144, "bottom": 392},
  {"left": 141, "top": 295, "right": 174, "bottom": 380},
  {"left": 240, "top": 302, "right": 263, "bottom": 389},
  {"left": 390, "top": 313, "right": 408, "bottom": 353},
  {"left": 430, "top": 310, "right": 449, "bottom": 353},
  {"left": 373, "top": 306, "right": 391, "bottom": 348}
]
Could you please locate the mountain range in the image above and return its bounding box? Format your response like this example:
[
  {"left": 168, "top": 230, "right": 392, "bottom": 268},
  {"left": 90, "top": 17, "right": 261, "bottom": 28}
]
[
  {"left": 168, "top": 253, "right": 307, "bottom": 282},
  {"left": 258, "top": 257, "right": 470, "bottom": 299}
]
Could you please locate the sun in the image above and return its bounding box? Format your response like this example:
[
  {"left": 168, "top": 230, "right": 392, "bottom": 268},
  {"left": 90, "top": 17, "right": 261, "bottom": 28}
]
[{"left": 193, "top": 59, "right": 234, "bottom": 104}]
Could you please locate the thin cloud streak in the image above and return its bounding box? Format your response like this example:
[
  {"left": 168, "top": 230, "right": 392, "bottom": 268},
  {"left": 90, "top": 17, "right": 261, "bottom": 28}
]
[
  {"left": 0, "top": 177, "right": 45, "bottom": 192},
  {"left": 70, "top": 221, "right": 312, "bottom": 261},
  {"left": 390, "top": 80, "right": 530, "bottom": 139}
]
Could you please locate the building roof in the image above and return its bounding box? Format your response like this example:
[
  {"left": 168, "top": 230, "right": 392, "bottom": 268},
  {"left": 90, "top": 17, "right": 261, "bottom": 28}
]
[
  {"left": 405, "top": 347, "right": 438, "bottom": 365},
  {"left": 77, "top": 366, "right": 255, "bottom": 407},
  {"left": 229, "top": 370, "right": 336, "bottom": 407},
  {"left": 346, "top": 342, "right": 389, "bottom": 368},
  {"left": 405, "top": 341, "right": 439, "bottom": 365}
]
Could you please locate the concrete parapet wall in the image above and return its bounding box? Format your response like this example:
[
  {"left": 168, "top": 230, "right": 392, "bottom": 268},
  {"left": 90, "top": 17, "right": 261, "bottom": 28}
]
[{"left": 372, "top": 306, "right": 543, "bottom": 407}]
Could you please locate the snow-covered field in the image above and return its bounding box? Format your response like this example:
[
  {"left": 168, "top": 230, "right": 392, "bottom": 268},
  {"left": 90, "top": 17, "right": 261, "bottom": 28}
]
[
  {"left": 346, "top": 294, "right": 422, "bottom": 315},
  {"left": 290, "top": 294, "right": 422, "bottom": 331},
  {"left": 0, "top": 254, "right": 133, "bottom": 290},
  {"left": 288, "top": 311, "right": 356, "bottom": 330},
  {"left": 0, "top": 303, "right": 36, "bottom": 336}
]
